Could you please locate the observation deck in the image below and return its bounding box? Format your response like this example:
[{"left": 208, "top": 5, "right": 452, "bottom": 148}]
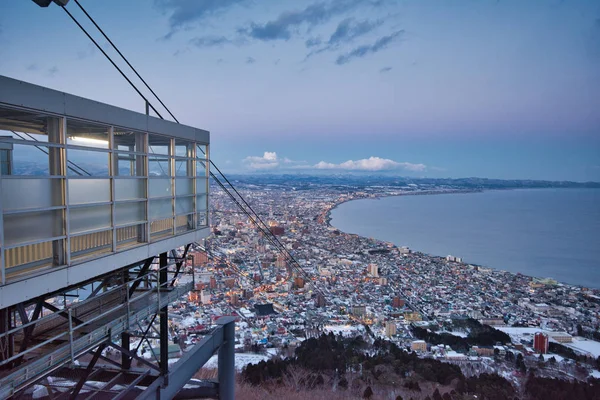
[{"left": 0, "top": 75, "right": 210, "bottom": 309}]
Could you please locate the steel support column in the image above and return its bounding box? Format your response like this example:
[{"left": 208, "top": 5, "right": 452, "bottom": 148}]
[
  {"left": 217, "top": 317, "right": 235, "bottom": 400},
  {"left": 159, "top": 251, "right": 169, "bottom": 385}
]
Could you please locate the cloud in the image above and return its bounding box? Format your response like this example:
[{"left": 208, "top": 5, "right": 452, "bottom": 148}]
[
  {"left": 336, "top": 29, "right": 403, "bottom": 65},
  {"left": 243, "top": 151, "right": 280, "bottom": 170},
  {"left": 46, "top": 66, "right": 59, "bottom": 77},
  {"left": 76, "top": 43, "right": 96, "bottom": 60},
  {"left": 329, "top": 17, "right": 382, "bottom": 46},
  {"left": 189, "top": 35, "right": 232, "bottom": 48},
  {"left": 379, "top": 66, "right": 392, "bottom": 73},
  {"left": 314, "top": 156, "right": 426, "bottom": 172},
  {"left": 156, "top": 0, "right": 247, "bottom": 39},
  {"left": 305, "top": 37, "right": 323, "bottom": 47},
  {"left": 240, "top": 0, "right": 369, "bottom": 42},
  {"left": 246, "top": 56, "right": 256, "bottom": 64},
  {"left": 305, "top": 17, "right": 384, "bottom": 60}
]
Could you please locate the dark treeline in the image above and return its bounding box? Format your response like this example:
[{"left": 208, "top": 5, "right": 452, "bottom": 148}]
[
  {"left": 242, "top": 333, "right": 515, "bottom": 399},
  {"left": 411, "top": 318, "right": 510, "bottom": 352},
  {"left": 526, "top": 375, "right": 600, "bottom": 400}
]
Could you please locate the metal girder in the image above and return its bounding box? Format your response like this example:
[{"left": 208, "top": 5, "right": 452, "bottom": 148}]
[
  {"left": 107, "top": 342, "right": 160, "bottom": 373},
  {"left": 170, "top": 244, "right": 191, "bottom": 286},
  {"left": 42, "top": 301, "right": 84, "bottom": 325},
  {"left": 112, "top": 370, "right": 150, "bottom": 400},
  {"left": 128, "top": 257, "right": 155, "bottom": 298},
  {"left": 68, "top": 344, "right": 106, "bottom": 400},
  {"left": 135, "top": 317, "right": 236, "bottom": 400}
]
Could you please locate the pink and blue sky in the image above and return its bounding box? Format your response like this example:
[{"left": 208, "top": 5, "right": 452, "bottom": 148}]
[{"left": 1, "top": 0, "right": 599, "bottom": 180}]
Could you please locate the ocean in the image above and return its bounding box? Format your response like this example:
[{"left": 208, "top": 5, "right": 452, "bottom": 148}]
[{"left": 330, "top": 188, "right": 600, "bottom": 288}]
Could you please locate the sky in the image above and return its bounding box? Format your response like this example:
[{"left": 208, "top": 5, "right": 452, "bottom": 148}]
[{"left": 1, "top": 0, "right": 599, "bottom": 181}]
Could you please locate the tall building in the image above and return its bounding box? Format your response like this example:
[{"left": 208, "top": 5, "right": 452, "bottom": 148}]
[
  {"left": 534, "top": 332, "right": 549, "bottom": 354},
  {"left": 411, "top": 340, "right": 427, "bottom": 352},
  {"left": 368, "top": 264, "right": 379, "bottom": 277},
  {"left": 392, "top": 296, "right": 405, "bottom": 308},
  {"left": 385, "top": 321, "right": 397, "bottom": 337},
  {"left": 315, "top": 293, "right": 326, "bottom": 308}
]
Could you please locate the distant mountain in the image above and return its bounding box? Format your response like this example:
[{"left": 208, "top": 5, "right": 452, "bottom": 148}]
[{"left": 221, "top": 174, "right": 600, "bottom": 190}]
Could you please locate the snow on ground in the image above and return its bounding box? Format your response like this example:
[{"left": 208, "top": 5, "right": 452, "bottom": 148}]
[
  {"left": 201, "top": 353, "right": 271, "bottom": 371},
  {"left": 440, "top": 330, "right": 468, "bottom": 338},
  {"left": 323, "top": 324, "right": 361, "bottom": 337},
  {"left": 565, "top": 337, "right": 600, "bottom": 358},
  {"left": 542, "top": 354, "right": 565, "bottom": 362}
]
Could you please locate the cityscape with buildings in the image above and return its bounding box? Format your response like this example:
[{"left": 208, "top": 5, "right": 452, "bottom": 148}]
[{"left": 153, "top": 176, "right": 600, "bottom": 394}]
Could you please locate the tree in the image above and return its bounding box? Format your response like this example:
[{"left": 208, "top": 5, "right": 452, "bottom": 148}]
[
  {"left": 577, "top": 324, "right": 583, "bottom": 336},
  {"left": 432, "top": 388, "right": 443, "bottom": 400},
  {"left": 395, "top": 396, "right": 403, "bottom": 400},
  {"left": 363, "top": 386, "right": 373, "bottom": 399},
  {"left": 338, "top": 376, "right": 348, "bottom": 389}
]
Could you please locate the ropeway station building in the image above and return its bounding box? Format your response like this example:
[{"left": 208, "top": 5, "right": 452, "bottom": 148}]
[{"left": 0, "top": 76, "right": 235, "bottom": 400}]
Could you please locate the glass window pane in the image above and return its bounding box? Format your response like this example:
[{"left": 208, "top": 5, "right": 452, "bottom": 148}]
[
  {"left": 116, "top": 153, "right": 140, "bottom": 176},
  {"left": 196, "top": 178, "right": 207, "bottom": 194},
  {"left": 69, "top": 205, "right": 112, "bottom": 234},
  {"left": 149, "top": 198, "right": 172, "bottom": 220},
  {"left": 176, "top": 214, "right": 194, "bottom": 234},
  {"left": 115, "top": 178, "right": 145, "bottom": 200},
  {"left": 196, "top": 144, "right": 207, "bottom": 158},
  {"left": 196, "top": 194, "right": 207, "bottom": 211},
  {"left": 175, "top": 158, "right": 192, "bottom": 176},
  {"left": 67, "top": 149, "right": 109, "bottom": 176},
  {"left": 68, "top": 179, "right": 110, "bottom": 205},
  {"left": 175, "top": 139, "right": 193, "bottom": 157},
  {"left": 176, "top": 178, "right": 193, "bottom": 196},
  {"left": 149, "top": 155, "right": 170, "bottom": 176},
  {"left": 195, "top": 160, "right": 207, "bottom": 177},
  {"left": 67, "top": 120, "right": 109, "bottom": 149},
  {"left": 4, "top": 210, "right": 64, "bottom": 247},
  {"left": 149, "top": 178, "right": 172, "bottom": 197},
  {"left": 0, "top": 142, "right": 51, "bottom": 176},
  {"left": 197, "top": 211, "right": 207, "bottom": 227},
  {"left": 148, "top": 134, "right": 170, "bottom": 155},
  {"left": 116, "top": 202, "right": 146, "bottom": 225},
  {"left": 117, "top": 224, "right": 144, "bottom": 250},
  {"left": 2, "top": 178, "right": 63, "bottom": 210},
  {"left": 176, "top": 196, "right": 193, "bottom": 215}
]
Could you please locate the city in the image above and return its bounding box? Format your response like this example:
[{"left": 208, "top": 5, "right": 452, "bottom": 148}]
[{"left": 158, "top": 176, "right": 600, "bottom": 396}]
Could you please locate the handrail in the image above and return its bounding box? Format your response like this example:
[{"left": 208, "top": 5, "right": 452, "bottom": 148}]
[{"left": 0, "top": 281, "right": 193, "bottom": 399}]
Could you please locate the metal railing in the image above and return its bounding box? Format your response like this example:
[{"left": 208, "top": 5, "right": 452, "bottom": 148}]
[{"left": 0, "top": 258, "right": 194, "bottom": 399}]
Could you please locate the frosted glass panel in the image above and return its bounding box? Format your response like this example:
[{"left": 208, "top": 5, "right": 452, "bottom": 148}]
[
  {"left": 69, "top": 179, "right": 110, "bottom": 204},
  {"left": 176, "top": 178, "right": 193, "bottom": 196},
  {"left": 115, "top": 178, "right": 145, "bottom": 200},
  {"left": 149, "top": 178, "right": 171, "bottom": 197},
  {"left": 2, "top": 178, "right": 63, "bottom": 210},
  {"left": 176, "top": 196, "right": 193, "bottom": 215},
  {"left": 196, "top": 194, "right": 207, "bottom": 211},
  {"left": 69, "top": 205, "right": 112, "bottom": 234},
  {"left": 196, "top": 178, "right": 207, "bottom": 194},
  {"left": 149, "top": 198, "right": 172, "bottom": 220},
  {"left": 116, "top": 202, "right": 146, "bottom": 225},
  {"left": 4, "top": 210, "right": 64, "bottom": 247}
]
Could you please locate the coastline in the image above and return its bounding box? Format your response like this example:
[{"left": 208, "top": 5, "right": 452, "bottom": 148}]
[{"left": 323, "top": 188, "right": 597, "bottom": 291}]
